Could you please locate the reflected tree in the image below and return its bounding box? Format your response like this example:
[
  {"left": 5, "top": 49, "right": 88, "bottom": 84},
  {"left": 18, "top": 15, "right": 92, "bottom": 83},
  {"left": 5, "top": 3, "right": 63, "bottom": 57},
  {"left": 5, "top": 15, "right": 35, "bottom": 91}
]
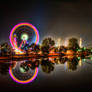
[
  {"left": 41, "top": 58, "right": 54, "bottom": 73},
  {"left": 20, "top": 60, "right": 39, "bottom": 71},
  {"left": 67, "top": 57, "right": 79, "bottom": 71}
]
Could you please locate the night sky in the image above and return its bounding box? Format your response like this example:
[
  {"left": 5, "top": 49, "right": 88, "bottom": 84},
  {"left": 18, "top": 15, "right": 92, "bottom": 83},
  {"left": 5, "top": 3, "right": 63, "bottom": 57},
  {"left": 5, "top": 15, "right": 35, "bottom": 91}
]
[
  {"left": 1, "top": 0, "right": 92, "bottom": 46},
  {"left": 1, "top": 0, "right": 92, "bottom": 91}
]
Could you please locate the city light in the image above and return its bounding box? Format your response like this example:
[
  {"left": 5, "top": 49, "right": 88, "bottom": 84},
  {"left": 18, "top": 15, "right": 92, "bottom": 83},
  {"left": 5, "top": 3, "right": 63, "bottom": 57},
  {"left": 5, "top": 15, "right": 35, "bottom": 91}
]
[{"left": 79, "top": 38, "right": 82, "bottom": 48}]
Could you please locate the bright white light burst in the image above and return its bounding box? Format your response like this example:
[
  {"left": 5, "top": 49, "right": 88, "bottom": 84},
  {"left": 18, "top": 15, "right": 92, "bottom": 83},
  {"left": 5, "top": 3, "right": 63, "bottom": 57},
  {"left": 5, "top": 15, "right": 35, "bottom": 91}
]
[{"left": 21, "top": 33, "right": 29, "bottom": 41}]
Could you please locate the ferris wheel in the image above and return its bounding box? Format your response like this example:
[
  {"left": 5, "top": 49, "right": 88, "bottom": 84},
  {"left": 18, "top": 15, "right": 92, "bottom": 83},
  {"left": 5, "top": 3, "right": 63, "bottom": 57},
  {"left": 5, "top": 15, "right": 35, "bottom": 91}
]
[{"left": 9, "top": 23, "right": 39, "bottom": 53}]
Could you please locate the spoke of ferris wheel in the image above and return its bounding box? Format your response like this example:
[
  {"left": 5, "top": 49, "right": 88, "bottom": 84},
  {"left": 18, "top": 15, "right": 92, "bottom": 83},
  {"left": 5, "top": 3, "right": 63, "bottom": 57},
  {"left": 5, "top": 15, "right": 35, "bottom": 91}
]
[
  {"left": 19, "top": 40, "right": 27, "bottom": 49},
  {"left": 14, "top": 37, "right": 18, "bottom": 48},
  {"left": 19, "top": 40, "right": 24, "bottom": 48}
]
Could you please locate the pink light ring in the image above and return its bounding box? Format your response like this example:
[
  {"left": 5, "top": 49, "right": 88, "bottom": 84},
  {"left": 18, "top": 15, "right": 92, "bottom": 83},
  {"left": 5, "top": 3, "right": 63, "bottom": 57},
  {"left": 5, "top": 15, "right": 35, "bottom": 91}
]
[
  {"left": 9, "top": 67, "right": 39, "bottom": 84},
  {"left": 9, "top": 23, "right": 20, "bottom": 49},
  {"left": 9, "top": 29, "right": 15, "bottom": 49},
  {"left": 30, "top": 24, "right": 39, "bottom": 44},
  {"left": 9, "top": 22, "right": 40, "bottom": 49}
]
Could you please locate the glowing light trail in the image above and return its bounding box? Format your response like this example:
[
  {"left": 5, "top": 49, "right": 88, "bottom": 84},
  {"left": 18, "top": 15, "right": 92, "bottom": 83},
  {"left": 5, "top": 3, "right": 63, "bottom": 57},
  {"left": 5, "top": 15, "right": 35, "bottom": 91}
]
[{"left": 9, "top": 67, "right": 38, "bottom": 84}]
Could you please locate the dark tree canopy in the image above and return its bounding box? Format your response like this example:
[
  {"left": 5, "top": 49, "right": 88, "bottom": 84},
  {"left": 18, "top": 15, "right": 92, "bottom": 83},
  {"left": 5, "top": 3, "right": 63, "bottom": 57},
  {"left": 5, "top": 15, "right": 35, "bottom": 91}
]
[
  {"left": 68, "top": 38, "right": 80, "bottom": 51},
  {"left": 28, "top": 43, "right": 40, "bottom": 53},
  {"left": 0, "top": 42, "right": 12, "bottom": 56},
  {"left": 42, "top": 37, "right": 55, "bottom": 47},
  {"left": 41, "top": 37, "right": 55, "bottom": 54}
]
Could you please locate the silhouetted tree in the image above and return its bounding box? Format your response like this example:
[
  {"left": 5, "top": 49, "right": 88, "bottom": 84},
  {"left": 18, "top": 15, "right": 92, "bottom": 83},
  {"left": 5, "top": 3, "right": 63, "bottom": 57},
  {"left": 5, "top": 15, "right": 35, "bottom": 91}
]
[
  {"left": 54, "top": 47, "right": 58, "bottom": 53},
  {"left": 28, "top": 43, "right": 40, "bottom": 54},
  {"left": 59, "top": 46, "right": 67, "bottom": 53},
  {"left": 67, "top": 57, "right": 79, "bottom": 71},
  {"left": 0, "top": 42, "right": 12, "bottom": 56},
  {"left": 41, "top": 58, "right": 54, "bottom": 73},
  {"left": 68, "top": 38, "right": 80, "bottom": 51},
  {"left": 41, "top": 37, "right": 55, "bottom": 54}
]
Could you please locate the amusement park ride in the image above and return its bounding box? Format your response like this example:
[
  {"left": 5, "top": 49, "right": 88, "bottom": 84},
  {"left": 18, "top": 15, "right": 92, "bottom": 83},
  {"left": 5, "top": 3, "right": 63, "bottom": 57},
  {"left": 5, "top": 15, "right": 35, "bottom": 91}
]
[{"left": 9, "top": 22, "right": 39, "bottom": 53}]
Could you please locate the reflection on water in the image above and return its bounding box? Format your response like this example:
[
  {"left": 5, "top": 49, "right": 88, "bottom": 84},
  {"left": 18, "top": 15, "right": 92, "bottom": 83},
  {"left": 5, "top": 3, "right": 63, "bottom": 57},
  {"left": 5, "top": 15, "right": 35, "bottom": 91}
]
[
  {"left": 0, "top": 56, "right": 92, "bottom": 84},
  {"left": 9, "top": 61, "right": 38, "bottom": 84}
]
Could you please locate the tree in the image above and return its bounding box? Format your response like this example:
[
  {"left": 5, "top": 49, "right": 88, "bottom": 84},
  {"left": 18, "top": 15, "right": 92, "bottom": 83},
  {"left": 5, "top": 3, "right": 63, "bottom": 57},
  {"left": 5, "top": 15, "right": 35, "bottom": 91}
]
[
  {"left": 68, "top": 38, "right": 80, "bottom": 51},
  {"left": 28, "top": 43, "right": 40, "bottom": 54},
  {"left": 0, "top": 42, "right": 12, "bottom": 56},
  {"left": 41, "top": 37, "right": 55, "bottom": 54},
  {"left": 59, "top": 46, "right": 67, "bottom": 53},
  {"left": 42, "top": 37, "right": 55, "bottom": 47}
]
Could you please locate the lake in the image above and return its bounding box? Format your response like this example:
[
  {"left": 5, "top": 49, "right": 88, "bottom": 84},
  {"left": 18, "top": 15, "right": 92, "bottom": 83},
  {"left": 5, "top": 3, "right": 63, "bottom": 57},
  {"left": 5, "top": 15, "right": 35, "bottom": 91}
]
[{"left": 0, "top": 57, "right": 92, "bottom": 91}]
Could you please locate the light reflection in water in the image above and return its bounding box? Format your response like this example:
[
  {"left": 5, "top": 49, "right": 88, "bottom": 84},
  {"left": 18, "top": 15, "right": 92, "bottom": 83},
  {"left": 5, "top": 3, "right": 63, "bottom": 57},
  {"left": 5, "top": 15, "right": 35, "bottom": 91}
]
[
  {"left": 0, "top": 56, "right": 92, "bottom": 84},
  {"left": 9, "top": 60, "right": 38, "bottom": 84}
]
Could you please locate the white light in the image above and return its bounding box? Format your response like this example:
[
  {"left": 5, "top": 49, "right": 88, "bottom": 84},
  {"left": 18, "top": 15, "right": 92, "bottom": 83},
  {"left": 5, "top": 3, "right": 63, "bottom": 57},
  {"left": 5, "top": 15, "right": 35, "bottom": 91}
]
[{"left": 21, "top": 33, "right": 29, "bottom": 41}]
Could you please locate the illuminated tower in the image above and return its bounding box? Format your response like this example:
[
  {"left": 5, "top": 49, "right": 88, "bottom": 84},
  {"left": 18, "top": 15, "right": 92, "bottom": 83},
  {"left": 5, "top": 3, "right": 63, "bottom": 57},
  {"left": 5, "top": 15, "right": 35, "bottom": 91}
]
[
  {"left": 79, "top": 38, "right": 82, "bottom": 48},
  {"left": 57, "top": 38, "right": 61, "bottom": 47}
]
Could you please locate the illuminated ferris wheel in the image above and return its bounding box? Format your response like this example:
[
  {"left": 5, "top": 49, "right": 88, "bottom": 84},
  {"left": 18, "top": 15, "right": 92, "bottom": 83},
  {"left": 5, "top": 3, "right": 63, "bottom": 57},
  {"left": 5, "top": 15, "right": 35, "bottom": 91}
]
[{"left": 9, "top": 23, "right": 39, "bottom": 53}]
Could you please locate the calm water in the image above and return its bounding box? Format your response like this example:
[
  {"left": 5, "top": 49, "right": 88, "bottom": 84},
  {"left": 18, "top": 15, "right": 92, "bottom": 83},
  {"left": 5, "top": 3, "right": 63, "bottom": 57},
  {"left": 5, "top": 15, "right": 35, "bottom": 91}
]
[{"left": 0, "top": 57, "right": 92, "bottom": 91}]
